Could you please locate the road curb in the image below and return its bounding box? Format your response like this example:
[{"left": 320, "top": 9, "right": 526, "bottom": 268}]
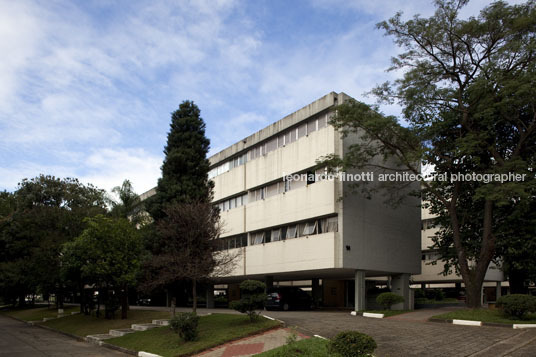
[
  {"left": 428, "top": 318, "right": 536, "bottom": 329},
  {"left": 350, "top": 311, "right": 385, "bottom": 318}
]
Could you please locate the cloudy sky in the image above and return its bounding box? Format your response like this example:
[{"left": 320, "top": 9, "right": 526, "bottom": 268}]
[{"left": 0, "top": 0, "right": 511, "bottom": 195}]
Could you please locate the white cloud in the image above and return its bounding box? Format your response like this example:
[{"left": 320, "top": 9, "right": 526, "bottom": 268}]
[
  {"left": 209, "top": 112, "right": 269, "bottom": 155},
  {"left": 81, "top": 148, "right": 162, "bottom": 194},
  {"left": 1, "top": 0, "right": 521, "bottom": 192}
]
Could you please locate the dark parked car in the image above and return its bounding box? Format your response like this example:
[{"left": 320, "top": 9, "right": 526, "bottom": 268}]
[{"left": 265, "top": 287, "right": 312, "bottom": 311}]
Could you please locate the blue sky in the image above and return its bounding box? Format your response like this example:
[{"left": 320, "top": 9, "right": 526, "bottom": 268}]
[{"left": 0, "top": 0, "right": 508, "bottom": 195}]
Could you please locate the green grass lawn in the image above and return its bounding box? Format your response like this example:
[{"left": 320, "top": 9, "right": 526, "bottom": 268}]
[
  {"left": 432, "top": 308, "right": 536, "bottom": 324},
  {"left": 42, "top": 309, "right": 172, "bottom": 337},
  {"left": 1, "top": 306, "right": 79, "bottom": 321},
  {"left": 363, "top": 310, "right": 411, "bottom": 317},
  {"left": 415, "top": 298, "right": 461, "bottom": 304},
  {"left": 107, "top": 313, "right": 281, "bottom": 357},
  {"left": 256, "top": 337, "right": 334, "bottom": 357}
]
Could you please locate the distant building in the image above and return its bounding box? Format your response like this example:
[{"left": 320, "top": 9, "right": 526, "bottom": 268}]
[{"left": 411, "top": 205, "right": 505, "bottom": 302}]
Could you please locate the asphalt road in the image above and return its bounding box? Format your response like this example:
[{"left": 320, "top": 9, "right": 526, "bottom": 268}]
[{"left": 0, "top": 315, "right": 126, "bottom": 356}]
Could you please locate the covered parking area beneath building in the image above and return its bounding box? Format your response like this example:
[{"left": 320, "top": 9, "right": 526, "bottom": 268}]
[{"left": 209, "top": 268, "right": 413, "bottom": 311}]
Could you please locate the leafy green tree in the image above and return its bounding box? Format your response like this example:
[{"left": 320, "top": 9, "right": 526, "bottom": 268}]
[
  {"left": 0, "top": 175, "right": 107, "bottom": 307},
  {"left": 63, "top": 215, "right": 143, "bottom": 319},
  {"left": 146, "top": 101, "right": 214, "bottom": 222},
  {"left": 326, "top": 0, "right": 536, "bottom": 307}
]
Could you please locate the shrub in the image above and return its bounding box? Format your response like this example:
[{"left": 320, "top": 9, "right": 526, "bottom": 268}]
[
  {"left": 414, "top": 289, "right": 426, "bottom": 299},
  {"left": 376, "top": 292, "right": 404, "bottom": 310},
  {"left": 425, "top": 289, "right": 445, "bottom": 301},
  {"left": 169, "top": 312, "right": 199, "bottom": 341},
  {"left": 496, "top": 294, "right": 536, "bottom": 319},
  {"left": 230, "top": 280, "right": 266, "bottom": 321},
  {"left": 329, "top": 331, "right": 377, "bottom": 357}
]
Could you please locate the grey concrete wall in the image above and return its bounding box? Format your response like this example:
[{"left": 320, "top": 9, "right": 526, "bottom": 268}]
[{"left": 340, "top": 135, "right": 421, "bottom": 275}]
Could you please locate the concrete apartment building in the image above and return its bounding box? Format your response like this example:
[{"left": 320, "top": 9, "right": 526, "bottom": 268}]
[
  {"left": 199, "top": 92, "right": 421, "bottom": 310},
  {"left": 411, "top": 207, "right": 505, "bottom": 302}
]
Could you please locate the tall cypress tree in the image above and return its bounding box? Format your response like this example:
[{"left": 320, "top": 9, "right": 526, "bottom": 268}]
[
  {"left": 144, "top": 101, "right": 221, "bottom": 313},
  {"left": 147, "top": 101, "right": 214, "bottom": 222}
]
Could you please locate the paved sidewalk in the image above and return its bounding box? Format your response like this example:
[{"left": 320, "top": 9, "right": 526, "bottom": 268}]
[
  {"left": 0, "top": 315, "right": 126, "bottom": 356},
  {"left": 195, "top": 328, "right": 306, "bottom": 357}
]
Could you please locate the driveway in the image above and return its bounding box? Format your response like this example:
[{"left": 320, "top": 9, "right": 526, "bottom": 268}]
[
  {"left": 262, "top": 309, "right": 536, "bottom": 357},
  {"left": 0, "top": 315, "right": 126, "bottom": 356}
]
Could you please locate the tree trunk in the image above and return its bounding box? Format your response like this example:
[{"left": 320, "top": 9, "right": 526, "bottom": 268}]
[
  {"left": 465, "top": 281, "right": 483, "bottom": 308},
  {"left": 192, "top": 278, "right": 197, "bottom": 314},
  {"left": 79, "top": 282, "right": 85, "bottom": 314},
  {"left": 96, "top": 289, "right": 101, "bottom": 318},
  {"left": 18, "top": 293, "right": 25, "bottom": 307},
  {"left": 121, "top": 286, "right": 128, "bottom": 319},
  {"left": 449, "top": 196, "right": 495, "bottom": 309},
  {"left": 57, "top": 287, "right": 64, "bottom": 309}
]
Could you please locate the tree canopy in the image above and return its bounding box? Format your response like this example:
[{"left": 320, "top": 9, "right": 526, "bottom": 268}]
[
  {"left": 327, "top": 0, "right": 536, "bottom": 307},
  {"left": 0, "top": 175, "right": 107, "bottom": 306},
  {"left": 147, "top": 101, "right": 214, "bottom": 222},
  {"left": 63, "top": 215, "right": 143, "bottom": 318}
]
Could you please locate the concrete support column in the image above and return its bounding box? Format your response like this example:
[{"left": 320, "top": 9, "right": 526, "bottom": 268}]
[
  {"left": 206, "top": 284, "right": 215, "bottom": 309},
  {"left": 496, "top": 282, "right": 502, "bottom": 302},
  {"left": 354, "top": 270, "right": 366, "bottom": 311},
  {"left": 312, "top": 278, "right": 321, "bottom": 308},
  {"left": 391, "top": 273, "right": 410, "bottom": 310},
  {"left": 265, "top": 276, "right": 274, "bottom": 291}
]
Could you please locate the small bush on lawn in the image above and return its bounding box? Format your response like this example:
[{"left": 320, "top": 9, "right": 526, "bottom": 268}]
[
  {"left": 329, "top": 331, "right": 377, "bottom": 357},
  {"left": 169, "top": 312, "right": 199, "bottom": 341},
  {"left": 496, "top": 294, "right": 536, "bottom": 319},
  {"left": 230, "top": 280, "right": 266, "bottom": 321},
  {"left": 376, "top": 292, "right": 404, "bottom": 310}
]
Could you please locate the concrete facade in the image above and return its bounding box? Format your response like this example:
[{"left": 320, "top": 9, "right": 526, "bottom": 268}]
[{"left": 143, "top": 92, "right": 421, "bottom": 310}]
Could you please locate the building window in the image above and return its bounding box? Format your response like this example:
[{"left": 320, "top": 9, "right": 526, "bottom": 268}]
[
  {"left": 306, "top": 170, "right": 315, "bottom": 185},
  {"left": 298, "top": 123, "right": 307, "bottom": 139},
  {"left": 318, "top": 115, "right": 327, "bottom": 129},
  {"left": 217, "top": 234, "right": 247, "bottom": 251},
  {"left": 326, "top": 217, "right": 338, "bottom": 232},
  {"left": 271, "top": 228, "right": 281, "bottom": 242},
  {"left": 266, "top": 182, "right": 278, "bottom": 198},
  {"left": 286, "top": 225, "right": 297, "bottom": 239},
  {"left": 251, "top": 232, "right": 264, "bottom": 245},
  {"left": 302, "top": 221, "right": 317, "bottom": 236}
]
